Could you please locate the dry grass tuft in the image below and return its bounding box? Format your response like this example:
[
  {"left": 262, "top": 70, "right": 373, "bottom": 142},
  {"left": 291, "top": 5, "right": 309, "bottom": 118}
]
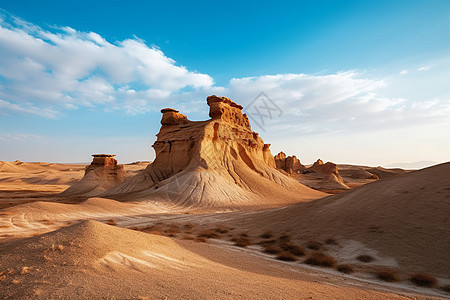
[
  {"left": 214, "top": 226, "right": 229, "bottom": 234},
  {"left": 260, "top": 230, "right": 273, "bottom": 239},
  {"left": 304, "top": 251, "right": 336, "bottom": 267},
  {"left": 375, "top": 268, "right": 399, "bottom": 282},
  {"left": 263, "top": 245, "right": 281, "bottom": 255},
  {"left": 325, "top": 238, "right": 338, "bottom": 245},
  {"left": 410, "top": 273, "right": 437, "bottom": 288},
  {"left": 105, "top": 219, "right": 117, "bottom": 226},
  {"left": 234, "top": 236, "right": 252, "bottom": 248},
  {"left": 164, "top": 224, "right": 180, "bottom": 237},
  {"left": 281, "top": 243, "right": 306, "bottom": 256},
  {"left": 306, "top": 240, "right": 322, "bottom": 250},
  {"left": 11, "top": 279, "right": 20, "bottom": 284},
  {"left": 276, "top": 251, "right": 297, "bottom": 261},
  {"left": 356, "top": 254, "right": 374, "bottom": 263},
  {"left": 258, "top": 239, "right": 277, "bottom": 245},
  {"left": 20, "top": 266, "right": 30, "bottom": 275},
  {"left": 336, "top": 264, "right": 354, "bottom": 274},
  {"left": 197, "top": 229, "right": 220, "bottom": 239}
]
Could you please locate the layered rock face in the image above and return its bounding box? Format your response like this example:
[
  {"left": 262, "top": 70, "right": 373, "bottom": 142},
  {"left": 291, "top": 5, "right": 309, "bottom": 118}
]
[
  {"left": 104, "top": 95, "right": 324, "bottom": 208},
  {"left": 62, "top": 155, "right": 127, "bottom": 197},
  {"left": 274, "top": 151, "right": 305, "bottom": 174}
]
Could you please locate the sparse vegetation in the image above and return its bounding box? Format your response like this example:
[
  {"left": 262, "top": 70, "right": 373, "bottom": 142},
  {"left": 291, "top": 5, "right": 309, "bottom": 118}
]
[
  {"left": 233, "top": 236, "right": 252, "bottom": 247},
  {"left": 281, "top": 243, "right": 306, "bottom": 256},
  {"left": 375, "top": 268, "right": 399, "bottom": 282},
  {"left": 441, "top": 285, "right": 450, "bottom": 293},
  {"left": 194, "top": 237, "right": 207, "bottom": 243},
  {"left": 356, "top": 254, "right": 374, "bottom": 263},
  {"left": 258, "top": 239, "right": 277, "bottom": 245},
  {"left": 410, "top": 273, "right": 437, "bottom": 288},
  {"left": 276, "top": 251, "right": 297, "bottom": 261},
  {"left": 197, "top": 229, "right": 220, "bottom": 239},
  {"left": 263, "top": 245, "right": 281, "bottom": 254},
  {"left": 336, "top": 264, "right": 354, "bottom": 274},
  {"left": 214, "top": 226, "right": 229, "bottom": 234},
  {"left": 260, "top": 230, "right": 273, "bottom": 239},
  {"left": 304, "top": 251, "right": 336, "bottom": 267},
  {"left": 164, "top": 224, "right": 180, "bottom": 237},
  {"left": 306, "top": 240, "right": 322, "bottom": 250},
  {"left": 325, "top": 238, "right": 338, "bottom": 245}
]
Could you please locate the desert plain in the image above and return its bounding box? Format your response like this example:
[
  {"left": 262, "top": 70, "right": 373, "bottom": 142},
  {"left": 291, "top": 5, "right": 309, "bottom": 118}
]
[{"left": 0, "top": 96, "right": 449, "bottom": 299}]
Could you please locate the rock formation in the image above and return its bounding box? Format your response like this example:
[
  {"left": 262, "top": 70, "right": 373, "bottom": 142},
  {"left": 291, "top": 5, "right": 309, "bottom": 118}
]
[
  {"left": 103, "top": 95, "right": 324, "bottom": 208},
  {"left": 274, "top": 151, "right": 305, "bottom": 174},
  {"left": 61, "top": 154, "right": 127, "bottom": 197},
  {"left": 305, "top": 159, "right": 349, "bottom": 190}
]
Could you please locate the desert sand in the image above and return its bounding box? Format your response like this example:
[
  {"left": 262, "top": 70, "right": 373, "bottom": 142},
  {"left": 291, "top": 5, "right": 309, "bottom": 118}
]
[{"left": 1, "top": 96, "right": 449, "bottom": 299}]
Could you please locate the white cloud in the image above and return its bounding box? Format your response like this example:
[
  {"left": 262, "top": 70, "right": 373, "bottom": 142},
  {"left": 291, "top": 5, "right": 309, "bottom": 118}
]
[
  {"left": 0, "top": 133, "right": 42, "bottom": 141},
  {"left": 0, "top": 99, "right": 59, "bottom": 118},
  {"left": 0, "top": 12, "right": 213, "bottom": 117},
  {"left": 417, "top": 66, "right": 430, "bottom": 71},
  {"left": 400, "top": 69, "right": 408, "bottom": 75}
]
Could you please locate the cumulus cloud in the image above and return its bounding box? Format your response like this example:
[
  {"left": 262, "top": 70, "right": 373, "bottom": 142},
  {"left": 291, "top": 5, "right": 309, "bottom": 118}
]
[
  {"left": 225, "top": 71, "right": 450, "bottom": 135},
  {"left": 0, "top": 12, "right": 213, "bottom": 117},
  {"left": 400, "top": 69, "right": 408, "bottom": 75}
]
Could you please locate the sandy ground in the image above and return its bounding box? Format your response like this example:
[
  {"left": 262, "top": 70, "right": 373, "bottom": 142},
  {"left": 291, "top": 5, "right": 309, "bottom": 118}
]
[{"left": 1, "top": 161, "right": 449, "bottom": 299}]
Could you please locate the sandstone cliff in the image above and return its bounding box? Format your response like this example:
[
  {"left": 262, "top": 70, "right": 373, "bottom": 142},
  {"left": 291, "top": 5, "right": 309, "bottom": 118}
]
[{"left": 103, "top": 96, "right": 324, "bottom": 208}]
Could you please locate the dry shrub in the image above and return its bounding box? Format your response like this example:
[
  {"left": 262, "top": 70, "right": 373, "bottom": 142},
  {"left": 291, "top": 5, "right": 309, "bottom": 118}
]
[
  {"left": 197, "top": 229, "right": 220, "bottom": 239},
  {"left": 11, "top": 279, "right": 20, "bottom": 284},
  {"left": 281, "top": 243, "right": 306, "bottom": 256},
  {"left": 375, "top": 268, "right": 399, "bottom": 282},
  {"left": 194, "top": 237, "right": 207, "bottom": 243},
  {"left": 258, "top": 239, "right": 277, "bottom": 245},
  {"left": 234, "top": 236, "right": 252, "bottom": 248},
  {"left": 278, "top": 234, "right": 291, "bottom": 243},
  {"left": 260, "top": 230, "right": 273, "bottom": 239},
  {"left": 181, "top": 235, "right": 194, "bottom": 240},
  {"left": 410, "top": 273, "right": 437, "bottom": 288},
  {"left": 41, "top": 219, "right": 54, "bottom": 225},
  {"left": 214, "top": 226, "right": 229, "bottom": 234},
  {"left": 184, "top": 223, "right": 194, "bottom": 230},
  {"left": 441, "top": 285, "right": 450, "bottom": 293},
  {"left": 276, "top": 251, "right": 297, "bottom": 261},
  {"left": 336, "top": 264, "right": 354, "bottom": 274},
  {"left": 105, "top": 219, "right": 117, "bottom": 226},
  {"left": 356, "top": 254, "right": 374, "bottom": 263},
  {"left": 306, "top": 240, "right": 322, "bottom": 250},
  {"left": 325, "top": 238, "right": 338, "bottom": 245},
  {"left": 304, "top": 251, "right": 336, "bottom": 267},
  {"left": 240, "top": 232, "right": 249, "bottom": 238},
  {"left": 263, "top": 245, "right": 281, "bottom": 255},
  {"left": 163, "top": 224, "right": 180, "bottom": 237},
  {"left": 0, "top": 275, "right": 6, "bottom": 281}
]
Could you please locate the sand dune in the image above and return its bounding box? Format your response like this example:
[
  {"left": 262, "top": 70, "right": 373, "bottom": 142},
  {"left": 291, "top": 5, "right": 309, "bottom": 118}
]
[
  {"left": 0, "top": 220, "right": 431, "bottom": 299},
  {"left": 235, "top": 162, "right": 450, "bottom": 277}
]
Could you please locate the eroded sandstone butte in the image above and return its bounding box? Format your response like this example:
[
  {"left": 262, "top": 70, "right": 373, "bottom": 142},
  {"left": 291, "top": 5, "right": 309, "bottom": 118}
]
[
  {"left": 104, "top": 95, "right": 324, "bottom": 208},
  {"left": 62, "top": 154, "right": 127, "bottom": 197}
]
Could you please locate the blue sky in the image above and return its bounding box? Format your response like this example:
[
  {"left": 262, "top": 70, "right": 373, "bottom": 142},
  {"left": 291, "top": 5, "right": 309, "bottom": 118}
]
[{"left": 0, "top": 0, "right": 449, "bottom": 166}]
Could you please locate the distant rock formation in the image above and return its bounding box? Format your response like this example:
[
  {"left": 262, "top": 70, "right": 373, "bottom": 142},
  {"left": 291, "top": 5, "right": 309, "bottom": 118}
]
[
  {"left": 61, "top": 154, "right": 127, "bottom": 197},
  {"left": 306, "top": 159, "right": 349, "bottom": 190},
  {"left": 103, "top": 95, "right": 324, "bottom": 207},
  {"left": 274, "top": 152, "right": 305, "bottom": 174}
]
